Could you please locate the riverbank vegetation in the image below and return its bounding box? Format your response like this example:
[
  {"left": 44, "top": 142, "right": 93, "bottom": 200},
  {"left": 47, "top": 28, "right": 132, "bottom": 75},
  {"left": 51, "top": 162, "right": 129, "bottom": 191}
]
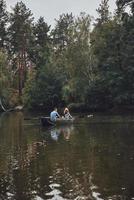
[{"left": 0, "top": 0, "right": 134, "bottom": 112}]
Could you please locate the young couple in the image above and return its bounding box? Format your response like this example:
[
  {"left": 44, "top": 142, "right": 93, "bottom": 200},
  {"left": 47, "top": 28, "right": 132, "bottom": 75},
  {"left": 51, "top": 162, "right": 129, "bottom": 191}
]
[{"left": 50, "top": 107, "right": 73, "bottom": 122}]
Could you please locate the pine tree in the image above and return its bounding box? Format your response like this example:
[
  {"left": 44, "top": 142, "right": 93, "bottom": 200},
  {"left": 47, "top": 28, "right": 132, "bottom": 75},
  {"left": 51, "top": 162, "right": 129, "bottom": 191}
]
[
  {"left": 51, "top": 13, "right": 74, "bottom": 52},
  {"left": 96, "top": 0, "right": 111, "bottom": 25},
  {"left": 8, "top": 1, "right": 34, "bottom": 96},
  {"left": 0, "top": 0, "right": 8, "bottom": 49},
  {"left": 29, "top": 17, "right": 50, "bottom": 66}
]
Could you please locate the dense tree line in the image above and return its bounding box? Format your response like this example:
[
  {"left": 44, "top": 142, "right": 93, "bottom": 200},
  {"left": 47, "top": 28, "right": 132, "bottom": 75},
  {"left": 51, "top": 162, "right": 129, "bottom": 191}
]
[{"left": 0, "top": 0, "right": 134, "bottom": 111}]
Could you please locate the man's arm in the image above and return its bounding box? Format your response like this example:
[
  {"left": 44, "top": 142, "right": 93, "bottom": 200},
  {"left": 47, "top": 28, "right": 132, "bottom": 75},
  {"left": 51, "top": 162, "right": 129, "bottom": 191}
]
[
  {"left": 68, "top": 113, "right": 73, "bottom": 119},
  {"left": 56, "top": 112, "right": 61, "bottom": 118}
]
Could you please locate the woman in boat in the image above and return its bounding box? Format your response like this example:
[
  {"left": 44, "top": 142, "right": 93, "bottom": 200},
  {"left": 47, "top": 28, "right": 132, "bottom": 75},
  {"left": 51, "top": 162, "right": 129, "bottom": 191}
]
[{"left": 63, "top": 107, "right": 73, "bottom": 120}]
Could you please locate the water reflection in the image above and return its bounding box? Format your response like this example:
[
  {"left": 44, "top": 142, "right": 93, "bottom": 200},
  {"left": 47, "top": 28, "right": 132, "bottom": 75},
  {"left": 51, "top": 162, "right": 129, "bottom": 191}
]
[
  {"left": 1, "top": 112, "right": 134, "bottom": 199},
  {"left": 50, "top": 129, "right": 60, "bottom": 142},
  {"left": 49, "top": 126, "right": 74, "bottom": 142}
]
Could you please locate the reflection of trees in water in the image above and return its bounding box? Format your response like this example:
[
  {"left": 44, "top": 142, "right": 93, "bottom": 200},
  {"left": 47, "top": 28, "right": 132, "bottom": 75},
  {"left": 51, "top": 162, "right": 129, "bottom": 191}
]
[
  {"left": 0, "top": 112, "right": 47, "bottom": 199},
  {"left": 0, "top": 112, "right": 23, "bottom": 199},
  {"left": 0, "top": 140, "right": 48, "bottom": 200},
  {"left": 50, "top": 167, "right": 103, "bottom": 200},
  {"left": 1, "top": 114, "right": 134, "bottom": 199},
  {"left": 45, "top": 123, "right": 134, "bottom": 200},
  {"left": 20, "top": 140, "right": 46, "bottom": 169},
  {"left": 74, "top": 124, "right": 134, "bottom": 200},
  {"left": 43, "top": 128, "right": 104, "bottom": 199}
]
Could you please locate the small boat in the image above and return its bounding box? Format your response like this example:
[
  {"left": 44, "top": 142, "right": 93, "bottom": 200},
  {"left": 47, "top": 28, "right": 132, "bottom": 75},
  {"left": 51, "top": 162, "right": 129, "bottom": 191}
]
[
  {"left": 40, "top": 117, "right": 55, "bottom": 126},
  {"left": 40, "top": 117, "right": 74, "bottom": 127}
]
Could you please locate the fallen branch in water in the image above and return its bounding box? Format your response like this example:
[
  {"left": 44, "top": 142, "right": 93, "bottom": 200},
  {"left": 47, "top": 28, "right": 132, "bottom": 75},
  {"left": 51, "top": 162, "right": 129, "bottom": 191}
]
[{"left": 0, "top": 98, "right": 23, "bottom": 113}]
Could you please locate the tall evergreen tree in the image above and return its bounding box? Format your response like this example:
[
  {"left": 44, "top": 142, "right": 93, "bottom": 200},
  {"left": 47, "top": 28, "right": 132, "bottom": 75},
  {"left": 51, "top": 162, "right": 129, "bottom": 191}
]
[
  {"left": 96, "top": 0, "right": 111, "bottom": 25},
  {"left": 29, "top": 17, "right": 50, "bottom": 66},
  {"left": 51, "top": 13, "right": 74, "bottom": 53},
  {"left": 8, "top": 1, "right": 34, "bottom": 96},
  {"left": 0, "top": 0, "right": 8, "bottom": 49}
]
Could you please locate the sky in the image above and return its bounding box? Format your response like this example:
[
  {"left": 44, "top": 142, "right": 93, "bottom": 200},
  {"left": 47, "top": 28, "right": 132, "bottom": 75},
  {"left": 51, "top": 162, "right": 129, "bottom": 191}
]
[{"left": 5, "top": 0, "right": 116, "bottom": 27}]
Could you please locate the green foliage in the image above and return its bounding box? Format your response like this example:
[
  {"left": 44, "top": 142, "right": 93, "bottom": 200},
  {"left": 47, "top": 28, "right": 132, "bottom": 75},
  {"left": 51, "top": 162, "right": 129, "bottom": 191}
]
[
  {"left": 0, "top": 51, "right": 8, "bottom": 94},
  {"left": 0, "top": 0, "right": 8, "bottom": 49},
  {"left": 51, "top": 13, "right": 74, "bottom": 52},
  {"left": 9, "top": 1, "right": 33, "bottom": 54},
  {"left": 1, "top": 0, "right": 134, "bottom": 112},
  {"left": 7, "top": 1, "right": 34, "bottom": 95},
  {"left": 96, "top": 0, "right": 111, "bottom": 25},
  {"left": 0, "top": 51, "right": 10, "bottom": 106},
  {"left": 51, "top": 12, "right": 95, "bottom": 105},
  {"left": 23, "top": 63, "right": 64, "bottom": 109},
  {"left": 29, "top": 17, "right": 51, "bottom": 66}
]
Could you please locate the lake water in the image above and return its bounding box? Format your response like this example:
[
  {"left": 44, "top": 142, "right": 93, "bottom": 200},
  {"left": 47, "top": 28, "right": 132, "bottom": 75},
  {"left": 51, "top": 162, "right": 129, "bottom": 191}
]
[{"left": 1, "top": 112, "right": 134, "bottom": 200}]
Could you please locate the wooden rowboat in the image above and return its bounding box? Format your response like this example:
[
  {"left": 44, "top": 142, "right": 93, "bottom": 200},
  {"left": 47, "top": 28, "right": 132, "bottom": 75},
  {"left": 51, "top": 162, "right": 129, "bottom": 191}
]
[
  {"left": 40, "top": 117, "right": 74, "bottom": 127},
  {"left": 40, "top": 117, "right": 55, "bottom": 126}
]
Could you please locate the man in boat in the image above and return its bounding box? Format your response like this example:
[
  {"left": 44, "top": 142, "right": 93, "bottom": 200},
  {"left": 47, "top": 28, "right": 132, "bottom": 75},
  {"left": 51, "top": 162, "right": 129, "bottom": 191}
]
[
  {"left": 50, "top": 107, "right": 61, "bottom": 122},
  {"left": 63, "top": 107, "right": 73, "bottom": 120}
]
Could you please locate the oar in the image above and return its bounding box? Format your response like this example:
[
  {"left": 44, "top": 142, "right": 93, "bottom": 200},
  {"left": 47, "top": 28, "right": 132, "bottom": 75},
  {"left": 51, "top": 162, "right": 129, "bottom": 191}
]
[{"left": 24, "top": 117, "right": 40, "bottom": 120}]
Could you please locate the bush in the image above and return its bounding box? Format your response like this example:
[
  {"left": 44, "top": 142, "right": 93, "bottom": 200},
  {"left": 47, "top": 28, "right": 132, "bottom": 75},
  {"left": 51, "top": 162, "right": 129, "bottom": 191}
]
[{"left": 68, "top": 103, "right": 87, "bottom": 112}]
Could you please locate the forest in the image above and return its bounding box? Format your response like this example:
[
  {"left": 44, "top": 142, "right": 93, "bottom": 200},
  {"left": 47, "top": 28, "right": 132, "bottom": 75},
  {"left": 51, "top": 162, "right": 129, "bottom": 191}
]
[{"left": 0, "top": 0, "right": 134, "bottom": 112}]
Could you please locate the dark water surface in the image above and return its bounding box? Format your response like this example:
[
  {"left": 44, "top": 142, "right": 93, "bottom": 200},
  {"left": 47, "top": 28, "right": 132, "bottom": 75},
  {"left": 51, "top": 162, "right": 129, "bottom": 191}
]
[{"left": 1, "top": 112, "right": 134, "bottom": 200}]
